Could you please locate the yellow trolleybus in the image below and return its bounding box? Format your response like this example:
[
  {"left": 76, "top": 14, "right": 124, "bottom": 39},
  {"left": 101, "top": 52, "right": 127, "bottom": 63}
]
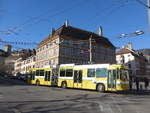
[
  {"left": 28, "top": 68, "right": 53, "bottom": 86},
  {"left": 58, "top": 64, "right": 129, "bottom": 92}
]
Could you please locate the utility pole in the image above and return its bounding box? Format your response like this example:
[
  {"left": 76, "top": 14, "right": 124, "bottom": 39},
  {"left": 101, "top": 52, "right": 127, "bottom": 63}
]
[
  {"left": 147, "top": 0, "right": 150, "bottom": 28},
  {"left": 89, "top": 35, "right": 92, "bottom": 64},
  {"left": 134, "top": 0, "right": 150, "bottom": 28}
]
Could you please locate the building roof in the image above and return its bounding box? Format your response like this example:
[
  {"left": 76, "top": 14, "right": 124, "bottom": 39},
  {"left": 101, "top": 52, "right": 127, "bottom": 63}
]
[
  {"left": 0, "top": 49, "right": 7, "bottom": 57},
  {"left": 0, "top": 49, "right": 5, "bottom": 53},
  {"left": 39, "top": 25, "right": 115, "bottom": 49},
  {"left": 116, "top": 48, "right": 131, "bottom": 55},
  {"left": 116, "top": 48, "right": 147, "bottom": 61},
  {"left": 137, "top": 49, "right": 150, "bottom": 56}
]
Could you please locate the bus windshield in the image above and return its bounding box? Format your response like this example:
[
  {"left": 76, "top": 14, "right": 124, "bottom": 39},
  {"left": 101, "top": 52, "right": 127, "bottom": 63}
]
[{"left": 120, "top": 69, "right": 129, "bottom": 81}]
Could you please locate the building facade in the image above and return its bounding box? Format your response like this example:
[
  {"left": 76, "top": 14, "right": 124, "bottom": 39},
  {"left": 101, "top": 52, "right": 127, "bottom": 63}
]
[
  {"left": 0, "top": 56, "right": 5, "bottom": 73},
  {"left": 14, "top": 55, "right": 36, "bottom": 75},
  {"left": 36, "top": 24, "right": 116, "bottom": 68},
  {"left": 116, "top": 43, "right": 148, "bottom": 78},
  {"left": 14, "top": 58, "right": 23, "bottom": 75},
  {"left": 21, "top": 55, "right": 36, "bottom": 74},
  {"left": 137, "top": 49, "right": 150, "bottom": 76}
]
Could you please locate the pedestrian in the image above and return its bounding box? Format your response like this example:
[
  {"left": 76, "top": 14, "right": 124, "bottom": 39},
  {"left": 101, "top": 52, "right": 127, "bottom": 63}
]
[
  {"left": 135, "top": 77, "right": 139, "bottom": 92},
  {"left": 129, "top": 77, "right": 132, "bottom": 90},
  {"left": 145, "top": 78, "right": 149, "bottom": 90}
]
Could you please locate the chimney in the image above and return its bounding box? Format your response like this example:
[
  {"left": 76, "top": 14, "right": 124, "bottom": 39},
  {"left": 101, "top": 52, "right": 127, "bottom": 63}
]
[
  {"left": 51, "top": 28, "right": 55, "bottom": 35},
  {"left": 3, "top": 44, "right": 12, "bottom": 55},
  {"left": 121, "top": 45, "right": 125, "bottom": 49},
  {"left": 128, "top": 42, "right": 132, "bottom": 49},
  {"left": 98, "top": 26, "right": 103, "bottom": 36},
  {"left": 64, "top": 20, "right": 69, "bottom": 27}
]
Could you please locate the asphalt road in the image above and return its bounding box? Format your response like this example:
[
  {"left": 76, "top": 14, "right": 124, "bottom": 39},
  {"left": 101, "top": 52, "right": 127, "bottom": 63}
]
[{"left": 0, "top": 76, "right": 150, "bottom": 113}]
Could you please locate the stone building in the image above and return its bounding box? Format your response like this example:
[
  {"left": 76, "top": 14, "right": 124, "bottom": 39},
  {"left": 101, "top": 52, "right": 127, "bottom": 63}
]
[{"left": 36, "top": 23, "right": 116, "bottom": 68}]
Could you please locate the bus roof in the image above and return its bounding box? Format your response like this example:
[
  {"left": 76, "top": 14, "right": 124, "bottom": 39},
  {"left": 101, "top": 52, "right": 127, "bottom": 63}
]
[
  {"left": 30, "top": 68, "right": 51, "bottom": 71},
  {"left": 59, "top": 64, "right": 128, "bottom": 70},
  {"left": 109, "top": 64, "right": 128, "bottom": 70},
  {"left": 60, "top": 64, "right": 110, "bottom": 69}
]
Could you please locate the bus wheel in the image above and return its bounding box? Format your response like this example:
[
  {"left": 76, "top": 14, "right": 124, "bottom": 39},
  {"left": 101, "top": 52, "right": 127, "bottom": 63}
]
[
  {"left": 36, "top": 80, "right": 40, "bottom": 86},
  {"left": 96, "top": 84, "right": 105, "bottom": 92},
  {"left": 61, "top": 82, "right": 67, "bottom": 89}
]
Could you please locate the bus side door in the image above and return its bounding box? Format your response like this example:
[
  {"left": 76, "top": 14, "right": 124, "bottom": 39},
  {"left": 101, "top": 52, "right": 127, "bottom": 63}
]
[
  {"left": 107, "top": 70, "right": 116, "bottom": 91},
  {"left": 73, "top": 70, "right": 82, "bottom": 88},
  {"left": 44, "top": 71, "right": 51, "bottom": 86}
]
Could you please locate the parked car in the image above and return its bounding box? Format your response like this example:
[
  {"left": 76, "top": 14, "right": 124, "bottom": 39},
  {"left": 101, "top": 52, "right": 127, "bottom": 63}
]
[{"left": 16, "top": 74, "right": 28, "bottom": 81}]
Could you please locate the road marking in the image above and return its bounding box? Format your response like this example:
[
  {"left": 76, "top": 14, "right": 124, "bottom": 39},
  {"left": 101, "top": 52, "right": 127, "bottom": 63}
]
[
  {"left": 0, "top": 94, "right": 3, "bottom": 99},
  {"left": 11, "top": 108, "right": 21, "bottom": 113},
  {"left": 110, "top": 96, "right": 122, "bottom": 113},
  {"left": 99, "top": 104, "right": 104, "bottom": 112},
  {"left": 97, "top": 102, "right": 114, "bottom": 113},
  {"left": 120, "top": 96, "right": 142, "bottom": 113}
]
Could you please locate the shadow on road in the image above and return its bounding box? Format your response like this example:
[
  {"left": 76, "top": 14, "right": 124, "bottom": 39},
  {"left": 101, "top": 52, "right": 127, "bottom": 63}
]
[
  {"left": 114, "top": 90, "right": 150, "bottom": 95},
  {"left": 0, "top": 94, "right": 110, "bottom": 113},
  {"left": 0, "top": 76, "right": 29, "bottom": 86},
  {"left": 0, "top": 92, "right": 145, "bottom": 113}
]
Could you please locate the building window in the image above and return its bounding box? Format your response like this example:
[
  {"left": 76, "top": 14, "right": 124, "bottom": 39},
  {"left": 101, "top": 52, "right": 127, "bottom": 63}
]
[{"left": 128, "top": 64, "right": 131, "bottom": 69}]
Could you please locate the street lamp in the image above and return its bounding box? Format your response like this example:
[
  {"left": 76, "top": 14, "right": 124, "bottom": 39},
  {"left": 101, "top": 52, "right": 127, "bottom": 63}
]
[{"left": 118, "top": 30, "right": 145, "bottom": 38}]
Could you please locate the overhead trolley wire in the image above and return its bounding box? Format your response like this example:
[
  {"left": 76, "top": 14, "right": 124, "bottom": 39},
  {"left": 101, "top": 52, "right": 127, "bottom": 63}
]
[{"left": 2, "top": 0, "right": 90, "bottom": 36}]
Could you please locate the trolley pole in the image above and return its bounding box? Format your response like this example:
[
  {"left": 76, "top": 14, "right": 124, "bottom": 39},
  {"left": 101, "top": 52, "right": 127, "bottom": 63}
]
[{"left": 89, "top": 35, "right": 92, "bottom": 64}]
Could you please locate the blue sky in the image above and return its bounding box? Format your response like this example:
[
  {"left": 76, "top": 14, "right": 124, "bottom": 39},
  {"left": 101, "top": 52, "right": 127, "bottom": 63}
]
[{"left": 0, "top": 0, "right": 149, "bottom": 50}]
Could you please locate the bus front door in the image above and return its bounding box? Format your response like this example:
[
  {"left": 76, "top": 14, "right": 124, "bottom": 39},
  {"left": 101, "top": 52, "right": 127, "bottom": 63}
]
[
  {"left": 73, "top": 70, "right": 82, "bottom": 88},
  {"left": 44, "top": 71, "right": 51, "bottom": 86},
  {"left": 107, "top": 70, "right": 116, "bottom": 91}
]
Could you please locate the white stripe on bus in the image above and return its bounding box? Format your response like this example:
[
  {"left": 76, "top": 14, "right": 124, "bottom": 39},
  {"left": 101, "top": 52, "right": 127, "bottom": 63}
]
[
  {"left": 58, "top": 77, "right": 129, "bottom": 85},
  {"left": 35, "top": 76, "right": 44, "bottom": 79}
]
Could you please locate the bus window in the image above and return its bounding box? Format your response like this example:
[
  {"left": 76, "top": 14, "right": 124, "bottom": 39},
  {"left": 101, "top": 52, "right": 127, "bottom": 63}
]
[
  {"left": 124, "top": 70, "right": 129, "bottom": 80},
  {"left": 45, "top": 71, "right": 51, "bottom": 81},
  {"left": 96, "top": 68, "right": 106, "bottom": 78},
  {"left": 36, "top": 70, "right": 40, "bottom": 76},
  {"left": 74, "top": 70, "right": 82, "bottom": 83},
  {"left": 39, "top": 70, "right": 44, "bottom": 76},
  {"left": 116, "top": 68, "right": 120, "bottom": 79},
  {"left": 60, "top": 69, "right": 65, "bottom": 77},
  {"left": 47, "top": 71, "right": 51, "bottom": 81},
  {"left": 78, "top": 70, "right": 82, "bottom": 83},
  {"left": 74, "top": 71, "right": 78, "bottom": 83},
  {"left": 113, "top": 70, "right": 116, "bottom": 79},
  {"left": 120, "top": 70, "right": 124, "bottom": 80},
  {"left": 44, "top": 71, "right": 47, "bottom": 81},
  {"left": 120, "top": 70, "right": 129, "bottom": 81},
  {"left": 32, "top": 71, "right": 35, "bottom": 80},
  {"left": 66, "top": 69, "right": 73, "bottom": 77},
  {"left": 87, "top": 69, "right": 95, "bottom": 77}
]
